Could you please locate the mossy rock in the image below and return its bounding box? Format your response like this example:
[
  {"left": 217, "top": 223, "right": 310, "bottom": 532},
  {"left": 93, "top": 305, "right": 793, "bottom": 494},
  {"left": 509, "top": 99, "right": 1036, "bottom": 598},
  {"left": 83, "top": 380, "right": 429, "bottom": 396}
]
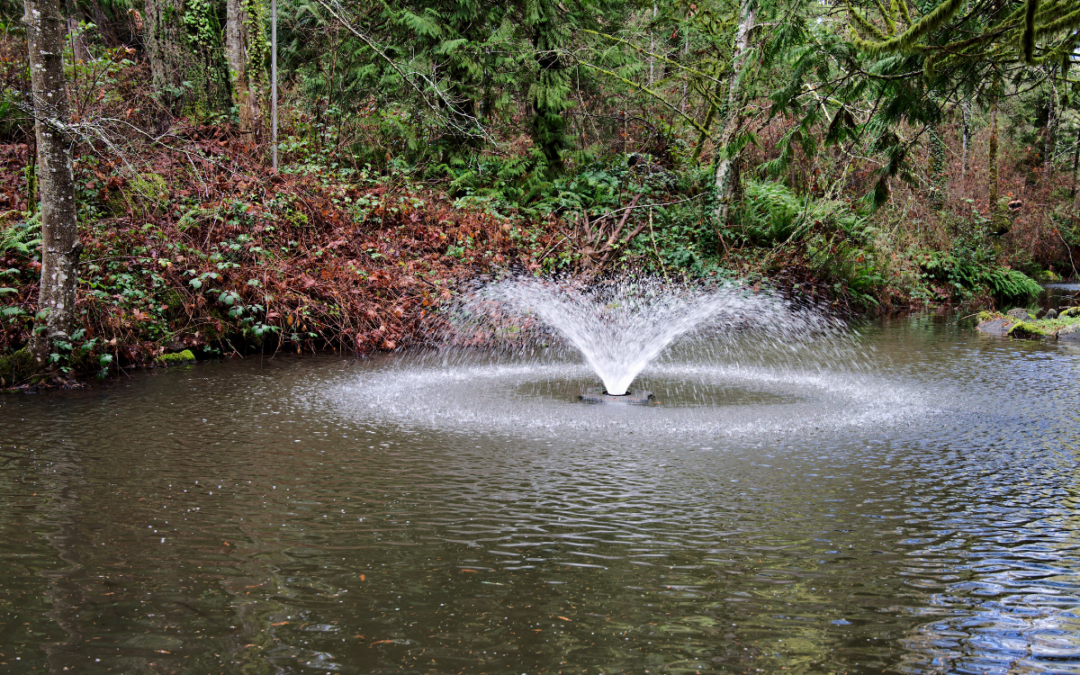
[
  {"left": 1034, "top": 269, "right": 1062, "bottom": 283},
  {"left": 1007, "top": 321, "right": 1050, "bottom": 339},
  {"left": 155, "top": 349, "right": 196, "bottom": 365},
  {"left": 285, "top": 208, "right": 309, "bottom": 228},
  {"left": 1004, "top": 315, "right": 1080, "bottom": 341},
  {"left": 977, "top": 308, "right": 1080, "bottom": 341},
  {"left": 0, "top": 348, "right": 37, "bottom": 387}
]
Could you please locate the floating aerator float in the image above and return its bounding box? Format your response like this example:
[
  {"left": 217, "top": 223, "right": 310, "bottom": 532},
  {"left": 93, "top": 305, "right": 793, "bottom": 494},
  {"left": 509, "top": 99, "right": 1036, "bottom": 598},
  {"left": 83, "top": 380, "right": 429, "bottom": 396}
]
[{"left": 579, "top": 386, "right": 657, "bottom": 405}]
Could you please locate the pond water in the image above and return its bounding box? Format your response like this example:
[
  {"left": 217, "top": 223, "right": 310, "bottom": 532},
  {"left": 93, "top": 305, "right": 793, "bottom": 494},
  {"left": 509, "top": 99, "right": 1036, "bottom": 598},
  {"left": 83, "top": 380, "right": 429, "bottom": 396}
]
[
  {"left": 1044, "top": 283, "right": 1080, "bottom": 313},
  {"left": 1, "top": 315, "right": 1079, "bottom": 674}
]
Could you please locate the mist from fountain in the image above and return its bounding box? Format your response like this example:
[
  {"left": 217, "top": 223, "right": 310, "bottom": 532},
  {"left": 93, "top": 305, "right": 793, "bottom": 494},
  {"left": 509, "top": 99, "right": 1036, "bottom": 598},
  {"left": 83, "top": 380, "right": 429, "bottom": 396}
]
[{"left": 448, "top": 277, "right": 853, "bottom": 396}]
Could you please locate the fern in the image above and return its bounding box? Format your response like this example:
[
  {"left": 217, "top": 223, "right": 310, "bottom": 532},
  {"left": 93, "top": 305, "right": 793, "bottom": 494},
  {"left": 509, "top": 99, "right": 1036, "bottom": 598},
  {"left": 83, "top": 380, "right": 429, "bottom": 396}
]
[
  {"left": 0, "top": 215, "right": 42, "bottom": 258},
  {"left": 917, "top": 250, "right": 1042, "bottom": 303},
  {"left": 984, "top": 269, "right": 1042, "bottom": 302}
]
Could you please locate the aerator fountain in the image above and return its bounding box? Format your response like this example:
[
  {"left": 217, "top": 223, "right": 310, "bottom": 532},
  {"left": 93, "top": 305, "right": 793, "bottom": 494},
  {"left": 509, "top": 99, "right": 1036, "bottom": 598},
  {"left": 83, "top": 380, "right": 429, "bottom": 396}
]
[{"left": 450, "top": 277, "right": 842, "bottom": 405}]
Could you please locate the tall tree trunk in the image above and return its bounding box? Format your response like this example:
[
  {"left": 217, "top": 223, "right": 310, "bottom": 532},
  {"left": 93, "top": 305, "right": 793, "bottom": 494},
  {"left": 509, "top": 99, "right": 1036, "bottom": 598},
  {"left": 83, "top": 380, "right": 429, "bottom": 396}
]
[
  {"left": 648, "top": 3, "right": 656, "bottom": 87},
  {"left": 929, "top": 125, "right": 945, "bottom": 208},
  {"left": 143, "top": 0, "right": 187, "bottom": 113},
  {"left": 714, "top": 0, "right": 755, "bottom": 227},
  {"left": 226, "top": 0, "right": 265, "bottom": 136},
  {"left": 23, "top": 0, "right": 80, "bottom": 361},
  {"left": 691, "top": 76, "right": 726, "bottom": 162},
  {"left": 143, "top": 0, "right": 230, "bottom": 118},
  {"left": 961, "top": 99, "right": 971, "bottom": 188},
  {"left": 1071, "top": 123, "right": 1080, "bottom": 199},
  {"left": 680, "top": 18, "right": 689, "bottom": 108},
  {"left": 988, "top": 93, "right": 999, "bottom": 220},
  {"left": 1043, "top": 73, "right": 1057, "bottom": 181},
  {"left": 66, "top": 17, "right": 90, "bottom": 62}
]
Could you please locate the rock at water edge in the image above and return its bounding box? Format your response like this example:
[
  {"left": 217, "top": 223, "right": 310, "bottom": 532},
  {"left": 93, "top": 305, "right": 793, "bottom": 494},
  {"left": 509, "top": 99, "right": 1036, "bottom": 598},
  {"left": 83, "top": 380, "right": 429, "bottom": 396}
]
[
  {"left": 1058, "top": 323, "right": 1080, "bottom": 343},
  {"left": 977, "top": 318, "right": 1016, "bottom": 336}
]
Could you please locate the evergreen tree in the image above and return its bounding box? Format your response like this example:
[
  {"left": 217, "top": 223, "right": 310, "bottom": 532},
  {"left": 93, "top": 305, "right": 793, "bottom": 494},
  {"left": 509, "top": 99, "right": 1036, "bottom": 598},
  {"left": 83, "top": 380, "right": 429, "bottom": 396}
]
[{"left": 522, "top": 0, "right": 573, "bottom": 171}]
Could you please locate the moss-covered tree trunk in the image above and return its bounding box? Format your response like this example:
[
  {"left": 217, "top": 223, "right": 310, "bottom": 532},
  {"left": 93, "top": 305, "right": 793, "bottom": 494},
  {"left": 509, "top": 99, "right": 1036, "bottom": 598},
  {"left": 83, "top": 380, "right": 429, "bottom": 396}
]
[
  {"left": 1071, "top": 124, "right": 1080, "bottom": 199},
  {"left": 23, "top": 0, "right": 80, "bottom": 364},
  {"left": 714, "top": 0, "right": 755, "bottom": 228},
  {"left": 960, "top": 99, "right": 971, "bottom": 188},
  {"left": 1043, "top": 74, "right": 1056, "bottom": 181},
  {"left": 929, "top": 125, "right": 945, "bottom": 208},
  {"left": 144, "top": 0, "right": 187, "bottom": 112},
  {"left": 225, "top": 0, "right": 266, "bottom": 136},
  {"left": 988, "top": 92, "right": 999, "bottom": 219},
  {"left": 144, "top": 0, "right": 230, "bottom": 117}
]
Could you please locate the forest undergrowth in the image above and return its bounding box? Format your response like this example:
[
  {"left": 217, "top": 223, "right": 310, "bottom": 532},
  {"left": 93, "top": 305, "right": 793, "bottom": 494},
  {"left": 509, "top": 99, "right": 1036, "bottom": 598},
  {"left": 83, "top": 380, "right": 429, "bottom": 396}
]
[{"left": 0, "top": 128, "right": 574, "bottom": 385}]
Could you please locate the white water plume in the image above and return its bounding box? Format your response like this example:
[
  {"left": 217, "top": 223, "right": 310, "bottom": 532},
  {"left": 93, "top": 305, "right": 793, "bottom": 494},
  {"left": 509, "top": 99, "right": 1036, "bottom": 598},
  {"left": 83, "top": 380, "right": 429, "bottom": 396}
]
[{"left": 446, "top": 277, "right": 854, "bottom": 396}]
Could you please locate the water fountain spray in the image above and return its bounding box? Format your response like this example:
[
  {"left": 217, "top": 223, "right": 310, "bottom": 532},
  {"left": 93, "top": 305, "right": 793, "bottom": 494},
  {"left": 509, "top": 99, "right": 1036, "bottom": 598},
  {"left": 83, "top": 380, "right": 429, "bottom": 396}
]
[{"left": 444, "top": 277, "right": 845, "bottom": 403}]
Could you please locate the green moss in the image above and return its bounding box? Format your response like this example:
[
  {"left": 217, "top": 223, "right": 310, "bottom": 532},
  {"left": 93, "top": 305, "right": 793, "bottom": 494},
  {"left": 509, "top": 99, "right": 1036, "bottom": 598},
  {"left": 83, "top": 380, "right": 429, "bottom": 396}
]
[
  {"left": 285, "top": 208, "right": 309, "bottom": 228},
  {"left": 156, "top": 349, "right": 196, "bottom": 365},
  {"left": 1007, "top": 320, "right": 1051, "bottom": 339},
  {"left": 0, "top": 349, "right": 37, "bottom": 387},
  {"left": 106, "top": 173, "right": 169, "bottom": 217},
  {"left": 1005, "top": 315, "right": 1080, "bottom": 340},
  {"left": 1035, "top": 315, "right": 1080, "bottom": 331}
]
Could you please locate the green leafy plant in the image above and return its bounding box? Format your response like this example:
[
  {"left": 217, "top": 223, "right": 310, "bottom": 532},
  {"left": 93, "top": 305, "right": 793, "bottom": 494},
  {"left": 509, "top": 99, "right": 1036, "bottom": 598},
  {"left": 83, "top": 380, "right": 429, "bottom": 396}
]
[{"left": 0, "top": 214, "right": 41, "bottom": 258}]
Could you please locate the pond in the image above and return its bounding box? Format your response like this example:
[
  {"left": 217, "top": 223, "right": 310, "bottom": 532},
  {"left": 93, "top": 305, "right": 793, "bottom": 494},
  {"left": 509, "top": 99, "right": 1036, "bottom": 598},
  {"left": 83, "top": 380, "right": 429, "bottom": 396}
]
[{"left": 1, "top": 314, "right": 1079, "bottom": 674}]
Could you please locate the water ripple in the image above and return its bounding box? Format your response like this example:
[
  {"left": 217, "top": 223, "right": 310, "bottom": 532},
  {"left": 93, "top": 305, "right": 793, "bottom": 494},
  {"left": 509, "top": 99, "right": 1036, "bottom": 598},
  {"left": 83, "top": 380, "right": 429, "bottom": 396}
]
[{"left": 0, "top": 316, "right": 1077, "bottom": 673}]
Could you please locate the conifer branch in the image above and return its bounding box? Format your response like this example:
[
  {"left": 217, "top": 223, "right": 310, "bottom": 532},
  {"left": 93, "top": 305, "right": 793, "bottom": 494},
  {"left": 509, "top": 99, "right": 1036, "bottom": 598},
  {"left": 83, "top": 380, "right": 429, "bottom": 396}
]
[
  {"left": 579, "top": 29, "right": 727, "bottom": 88},
  {"left": 311, "top": 0, "right": 492, "bottom": 143},
  {"left": 1033, "top": 7, "right": 1080, "bottom": 38},
  {"left": 873, "top": 0, "right": 897, "bottom": 34},
  {"left": 847, "top": 4, "right": 888, "bottom": 40},
  {"left": 895, "top": 0, "right": 913, "bottom": 26},
  {"left": 851, "top": 0, "right": 967, "bottom": 55},
  {"left": 574, "top": 60, "right": 711, "bottom": 137}
]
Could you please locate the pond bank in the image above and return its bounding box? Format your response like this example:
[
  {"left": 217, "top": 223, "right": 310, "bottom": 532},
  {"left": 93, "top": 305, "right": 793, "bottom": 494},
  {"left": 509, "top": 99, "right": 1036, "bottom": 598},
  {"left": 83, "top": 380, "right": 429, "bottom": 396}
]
[{"left": 0, "top": 127, "right": 1066, "bottom": 388}]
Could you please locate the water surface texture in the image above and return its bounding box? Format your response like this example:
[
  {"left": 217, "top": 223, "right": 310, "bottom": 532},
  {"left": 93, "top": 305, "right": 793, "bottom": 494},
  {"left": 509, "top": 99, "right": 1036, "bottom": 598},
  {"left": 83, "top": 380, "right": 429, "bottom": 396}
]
[{"left": 2, "top": 315, "right": 1079, "bottom": 674}]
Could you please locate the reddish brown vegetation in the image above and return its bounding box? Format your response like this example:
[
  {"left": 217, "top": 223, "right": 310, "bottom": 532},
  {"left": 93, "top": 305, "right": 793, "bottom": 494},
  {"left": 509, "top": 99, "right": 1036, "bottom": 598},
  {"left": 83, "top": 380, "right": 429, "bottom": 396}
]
[{"left": 0, "top": 127, "right": 564, "bottom": 372}]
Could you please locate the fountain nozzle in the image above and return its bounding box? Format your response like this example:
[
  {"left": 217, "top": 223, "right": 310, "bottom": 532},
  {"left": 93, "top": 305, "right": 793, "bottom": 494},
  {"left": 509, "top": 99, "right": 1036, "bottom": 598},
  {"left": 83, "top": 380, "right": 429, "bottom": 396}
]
[{"left": 579, "top": 386, "right": 656, "bottom": 406}]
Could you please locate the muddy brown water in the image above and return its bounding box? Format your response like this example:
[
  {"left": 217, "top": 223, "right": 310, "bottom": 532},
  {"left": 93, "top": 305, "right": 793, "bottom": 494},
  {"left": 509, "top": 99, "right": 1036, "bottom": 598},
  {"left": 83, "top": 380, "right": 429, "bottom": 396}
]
[{"left": 1, "top": 315, "right": 1079, "bottom": 674}]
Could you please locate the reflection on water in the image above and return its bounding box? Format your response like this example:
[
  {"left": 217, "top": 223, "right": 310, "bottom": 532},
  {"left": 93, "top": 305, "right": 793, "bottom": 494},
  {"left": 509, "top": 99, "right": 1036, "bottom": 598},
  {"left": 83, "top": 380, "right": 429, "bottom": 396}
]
[
  {"left": 1, "top": 314, "right": 1079, "bottom": 674},
  {"left": 1041, "top": 282, "right": 1080, "bottom": 314}
]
